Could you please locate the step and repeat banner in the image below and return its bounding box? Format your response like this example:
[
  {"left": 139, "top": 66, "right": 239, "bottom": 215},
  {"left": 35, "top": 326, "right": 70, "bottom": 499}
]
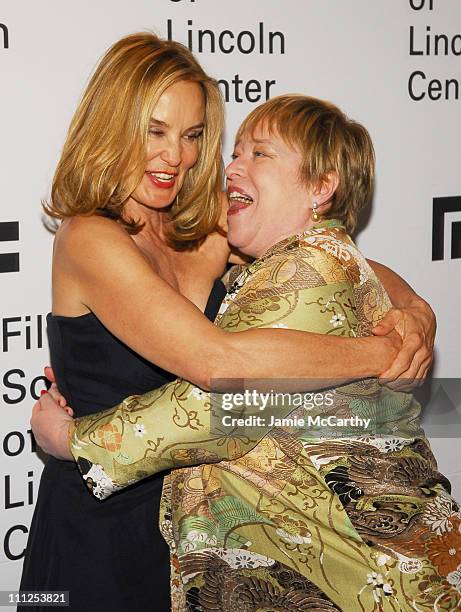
[{"left": 1, "top": 0, "right": 460, "bottom": 592}]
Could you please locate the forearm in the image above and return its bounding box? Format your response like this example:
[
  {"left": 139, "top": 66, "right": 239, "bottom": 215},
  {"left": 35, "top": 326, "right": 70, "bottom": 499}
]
[
  {"left": 70, "top": 379, "right": 273, "bottom": 497},
  {"left": 214, "top": 330, "right": 394, "bottom": 390}
]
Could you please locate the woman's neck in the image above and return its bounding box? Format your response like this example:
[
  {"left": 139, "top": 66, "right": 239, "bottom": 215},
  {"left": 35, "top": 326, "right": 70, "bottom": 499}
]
[
  {"left": 249, "top": 218, "right": 317, "bottom": 260},
  {"left": 123, "top": 198, "right": 172, "bottom": 245}
]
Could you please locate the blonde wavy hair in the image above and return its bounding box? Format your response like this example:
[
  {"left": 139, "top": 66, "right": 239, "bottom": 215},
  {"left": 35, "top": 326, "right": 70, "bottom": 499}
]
[
  {"left": 45, "top": 33, "right": 224, "bottom": 249},
  {"left": 236, "top": 95, "right": 375, "bottom": 233}
]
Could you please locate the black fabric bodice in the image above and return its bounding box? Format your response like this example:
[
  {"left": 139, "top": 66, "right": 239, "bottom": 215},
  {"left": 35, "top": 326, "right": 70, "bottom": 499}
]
[
  {"left": 46, "top": 278, "right": 227, "bottom": 417},
  {"left": 46, "top": 313, "right": 174, "bottom": 418}
]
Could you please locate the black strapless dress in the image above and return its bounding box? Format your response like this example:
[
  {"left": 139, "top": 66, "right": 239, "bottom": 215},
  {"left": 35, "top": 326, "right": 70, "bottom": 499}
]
[{"left": 19, "top": 279, "right": 226, "bottom": 612}]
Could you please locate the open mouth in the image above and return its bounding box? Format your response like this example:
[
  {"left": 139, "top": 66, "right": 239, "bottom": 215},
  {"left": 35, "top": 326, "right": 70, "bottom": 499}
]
[
  {"left": 227, "top": 189, "right": 254, "bottom": 215},
  {"left": 146, "top": 170, "right": 178, "bottom": 189}
]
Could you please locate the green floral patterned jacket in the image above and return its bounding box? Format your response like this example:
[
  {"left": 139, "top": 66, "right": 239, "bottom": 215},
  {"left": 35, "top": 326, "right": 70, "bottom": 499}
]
[{"left": 70, "top": 220, "right": 460, "bottom": 611}]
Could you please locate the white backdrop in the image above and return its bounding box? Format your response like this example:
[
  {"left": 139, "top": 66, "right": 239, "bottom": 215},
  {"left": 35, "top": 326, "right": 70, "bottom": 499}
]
[{"left": 1, "top": 0, "right": 460, "bottom": 593}]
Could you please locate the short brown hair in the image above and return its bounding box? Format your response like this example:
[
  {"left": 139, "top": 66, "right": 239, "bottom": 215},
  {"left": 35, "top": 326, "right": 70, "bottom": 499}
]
[
  {"left": 45, "top": 33, "right": 224, "bottom": 249},
  {"left": 236, "top": 95, "right": 375, "bottom": 233}
]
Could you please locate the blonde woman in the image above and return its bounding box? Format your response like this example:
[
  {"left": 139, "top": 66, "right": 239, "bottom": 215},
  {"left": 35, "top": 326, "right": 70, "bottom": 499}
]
[{"left": 28, "top": 36, "right": 435, "bottom": 612}]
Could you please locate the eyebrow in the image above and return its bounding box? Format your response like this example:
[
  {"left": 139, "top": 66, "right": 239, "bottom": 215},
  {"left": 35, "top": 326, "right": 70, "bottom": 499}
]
[
  {"left": 234, "top": 137, "right": 275, "bottom": 147},
  {"left": 149, "top": 119, "right": 168, "bottom": 127},
  {"left": 149, "top": 118, "right": 205, "bottom": 130},
  {"left": 252, "top": 138, "right": 275, "bottom": 145}
]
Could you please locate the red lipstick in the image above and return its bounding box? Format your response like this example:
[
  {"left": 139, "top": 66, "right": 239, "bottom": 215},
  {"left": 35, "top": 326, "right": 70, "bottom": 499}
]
[{"left": 146, "top": 171, "right": 177, "bottom": 190}]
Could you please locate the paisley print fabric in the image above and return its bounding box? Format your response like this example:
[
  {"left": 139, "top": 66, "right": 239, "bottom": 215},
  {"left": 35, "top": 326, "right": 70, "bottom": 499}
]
[{"left": 70, "top": 220, "right": 461, "bottom": 611}]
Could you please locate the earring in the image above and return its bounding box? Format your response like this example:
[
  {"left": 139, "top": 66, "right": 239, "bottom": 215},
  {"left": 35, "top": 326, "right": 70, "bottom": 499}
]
[{"left": 312, "top": 201, "right": 319, "bottom": 222}]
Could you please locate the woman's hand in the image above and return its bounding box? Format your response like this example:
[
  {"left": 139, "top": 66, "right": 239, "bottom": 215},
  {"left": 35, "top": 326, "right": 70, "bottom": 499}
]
[
  {"left": 372, "top": 298, "right": 436, "bottom": 388},
  {"left": 31, "top": 392, "right": 74, "bottom": 460},
  {"left": 43, "top": 366, "right": 73, "bottom": 416}
]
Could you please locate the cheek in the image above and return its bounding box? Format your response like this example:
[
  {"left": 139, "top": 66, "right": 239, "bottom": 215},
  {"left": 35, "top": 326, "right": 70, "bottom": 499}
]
[
  {"left": 146, "top": 141, "right": 158, "bottom": 161},
  {"left": 183, "top": 143, "right": 200, "bottom": 170},
  {"left": 177, "top": 152, "right": 198, "bottom": 190},
  {"left": 130, "top": 180, "right": 151, "bottom": 205}
]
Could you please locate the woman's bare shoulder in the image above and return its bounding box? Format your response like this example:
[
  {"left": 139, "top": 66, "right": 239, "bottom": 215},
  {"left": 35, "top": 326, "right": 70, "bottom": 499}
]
[
  {"left": 53, "top": 215, "right": 146, "bottom": 280},
  {"left": 56, "top": 216, "right": 135, "bottom": 255},
  {"left": 57, "top": 215, "right": 129, "bottom": 243}
]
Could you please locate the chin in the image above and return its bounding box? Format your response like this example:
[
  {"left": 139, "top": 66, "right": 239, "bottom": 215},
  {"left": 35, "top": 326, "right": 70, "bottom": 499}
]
[
  {"left": 142, "top": 182, "right": 181, "bottom": 207},
  {"left": 227, "top": 229, "right": 244, "bottom": 249},
  {"left": 227, "top": 235, "right": 253, "bottom": 257},
  {"left": 144, "top": 193, "right": 177, "bottom": 209},
  {"left": 228, "top": 217, "right": 256, "bottom": 247}
]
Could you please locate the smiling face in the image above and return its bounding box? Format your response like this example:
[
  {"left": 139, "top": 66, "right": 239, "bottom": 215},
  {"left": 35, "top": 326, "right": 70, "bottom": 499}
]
[
  {"left": 128, "top": 80, "right": 205, "bottom": 211},
  {"left": 225, "top": 124, "right": 313, "bottom": 258}
]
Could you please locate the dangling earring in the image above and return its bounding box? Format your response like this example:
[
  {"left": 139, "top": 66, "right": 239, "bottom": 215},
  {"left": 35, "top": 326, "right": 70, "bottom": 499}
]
[{"left": 312, "top": 201, "right": 319, "bottom": 222}]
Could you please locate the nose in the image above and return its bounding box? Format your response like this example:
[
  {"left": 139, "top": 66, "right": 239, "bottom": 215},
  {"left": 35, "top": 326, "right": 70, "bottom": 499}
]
[
  {"left": 225, "top": 156, "right": 245, "bottom": 180},
  {"left": 160, "top": 137, "right": 182, "bottom": 167}
]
